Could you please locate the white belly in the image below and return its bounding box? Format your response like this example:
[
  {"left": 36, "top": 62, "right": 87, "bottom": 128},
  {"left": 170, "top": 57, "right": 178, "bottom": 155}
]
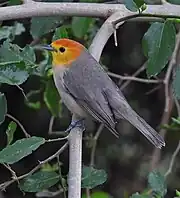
[{"left": 53, "top": 67, "right": 87, "bottom": 118}]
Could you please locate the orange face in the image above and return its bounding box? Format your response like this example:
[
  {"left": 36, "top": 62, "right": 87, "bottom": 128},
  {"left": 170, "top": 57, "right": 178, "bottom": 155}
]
[{"left": 49, "top": 39, "right": 84, "bottom": 67}]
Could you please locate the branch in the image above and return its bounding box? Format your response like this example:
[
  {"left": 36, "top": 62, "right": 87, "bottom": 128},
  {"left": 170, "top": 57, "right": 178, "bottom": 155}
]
[
  {"left": 6, "top": 113, "right": 30, "bottom": 138},
  {"left": 108, "top": 71, "right": 163, "bottom": 84},
  {"left": 0, "top": 142, "right": 68, "bottom": 190},
  {"left": 68, "top": 115, "right": 84, "bottom": 198},
  {"left": 165, "top": 141, "right": 180, "bottom": 177},
  {"left": 151, "top": 31, "right": 180, "bottom": 170},
  {"left": 0, "top": 3, "right": 180, "bottom": 21}
]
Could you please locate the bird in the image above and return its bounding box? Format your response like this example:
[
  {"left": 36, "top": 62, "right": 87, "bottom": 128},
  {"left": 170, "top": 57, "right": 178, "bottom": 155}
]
[{"left": 42, "top": 38, "right": 165, "bottom": 149}]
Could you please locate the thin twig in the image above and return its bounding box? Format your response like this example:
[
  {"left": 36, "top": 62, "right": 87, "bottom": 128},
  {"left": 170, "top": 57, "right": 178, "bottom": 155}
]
[
  {"left": 57, "top": 156, "right": 66, "bottom": 198},
  {"left": 90, "top": 124, "right": 104, "bottom": 167},
  {"left": 0, "top": 1, "right": 8, "bottom": 6},
  {"left": 0, "top": 142, "right": 68, "bottom": 190},
  {"left": 48, "top": 116, "right": 68, "bottom": 137},
  {"left": 46, "top": 136, "right": 69, "bottom": 142},
  {"left": 119, "top": 63, "right": 146, "bottom": 90},
  {"left": 151, "top": 31, "right": 180, "bottom": 169},
  {"left": 108, "top": 71, "right": 162, "bottom": 84},
  {"left": 165, "top": 141, "right": 180, "bottom": 177},
  {"left": 15, "top": 85, "right": 28, "bottom": 101},
  {"left": 164, "top": 90, "right": 180, "bottom": 177},
  {"left": 2, "top": 164, "right": 18, "bottom": 181},
  {"left": 6, "top": 114, "right": 30, "bottom": 138}
]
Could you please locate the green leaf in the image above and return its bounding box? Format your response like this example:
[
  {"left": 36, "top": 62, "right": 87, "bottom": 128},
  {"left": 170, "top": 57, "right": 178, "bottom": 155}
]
[
  {"left": 0, "top": 22, "right": 25, "bottom": 41},
  {"left": 0, "top": 93, "right": 7, "bottom": 125},
  {"left": 176, "top": 190, "right": 180, "bottom": 197},
  {"left": 0, "top": 62, "right": 29, "bottom": 85},
  {"left": 52, "top": 26, "right": 69, "bottom": 41},
  {"left": 44, "top": 77, "right": 61, "bottom": 117},
  {"left": 82, "top": 191, "right": 110, "bottom": 198},
  {"left": 19, "top": 171, "right": 60, "bottom": 192},
  {"left": 20, "top": 45, "right": 36, "bottom": 64},
  {"left": 167, "top": 0, "right": 180, "bottom": 4},
  {"left": 8, "top": 0, "right": 22, "bottom": 5},
  {"left": 0, "top": 136, "right": 45, "bottom": 164},
  {"left": 142, "top": 21, "right": 176, "bottom": 77},
  {"left": 173, "top": 66, "right": 180, "bottom": 99},
  {"left": 30, "top": 16, "right": 62, "bottom": 39},
  {"left": 148, "top": 171, "right": 167, "bottom": 197},
  {"left": 0, "top": 40, "right": 22, "bottom": 62},
  {"left": 0, "top": 40, "right": 36, "bottom": 65},
  {"left": 72, "top": 17, "right": 95, "bottom": 39},
  {"left": 125, "top": 0, "right": 146, "bottom": 12},
  {"left": 171, "top": 117, "right": 180, "bottom": 125},
  {"left": 81, "top": 166, "right": 107, "bottom": 189},
  {"left": 6, "top": 121, "right": 17, "bottom": 145}
]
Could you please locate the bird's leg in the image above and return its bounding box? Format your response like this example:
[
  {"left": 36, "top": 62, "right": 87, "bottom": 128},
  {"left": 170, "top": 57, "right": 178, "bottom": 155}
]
[{"left": 65, "top": 118, "right": 85, "bottom": 133}]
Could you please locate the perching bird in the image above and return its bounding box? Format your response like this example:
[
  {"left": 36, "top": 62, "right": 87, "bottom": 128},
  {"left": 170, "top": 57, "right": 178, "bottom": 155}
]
[{"left": 42, "top": 38, "right": 165, "bottom": 148}]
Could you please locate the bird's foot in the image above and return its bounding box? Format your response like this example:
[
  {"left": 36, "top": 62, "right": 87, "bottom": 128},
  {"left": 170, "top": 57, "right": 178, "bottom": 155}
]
[{"left": 65, "top": 118, "right": 85, "bottom": 133}]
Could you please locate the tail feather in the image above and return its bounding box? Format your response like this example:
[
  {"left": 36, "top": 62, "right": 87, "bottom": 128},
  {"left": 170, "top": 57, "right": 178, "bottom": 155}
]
[{"left": 121, "top": 109, "right": 165, "bottom": 148}]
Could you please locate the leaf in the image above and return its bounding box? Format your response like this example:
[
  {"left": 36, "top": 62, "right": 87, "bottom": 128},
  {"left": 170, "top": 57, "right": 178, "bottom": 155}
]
[
  {"left": 0, "top": 93, "right": 7, "bottom": 125},
  {"left": 19, "top": 171, "right": 60, "bottom": 192},
  {"left": 167, "top": 0, "right": 180, "bottom": 4},
  {"left": 6, "top": 121, "right": 17, "bottom": 145},
  {"left": 0, "top": 40, "right": 22, "bottom": 62},
  {"left": 142, "top": 21, "right": 176, "bottom": 77},
  {"left": 30, "top": 16, "right": 62, "bottom": 39},
  {"left": 0, "top": 40, "right": 36, "bottom": 66},
  {"left": 176, "top": 190, "right": 180, "bottom": 197},
  {"left": 173, "top": 66, "right": 180, "bottom": 99},
  {"left": 0, "top": 62, "right": 29, "bottom": 85},
  {"left": 148, "top": 171, "right": 167, "bottom": 197},
  {"left": 8, "top": 0, "right": 22, "bottom": 5},
  {"left": 81, "top": 166, "right": 107, "bottom": 189},
  {"left": 52, "top": 26, "right": 69, "bottom": 41},
  {"left": 44, "top": 77, "right": 61, "bottom": 117},
  {"left": 82, "top": 191, "right": 110, "bottom": 198},
  {"left": 20, "top": 45, "right": 36, "bottom": 64},
  {"left": 171, "top": 117, "right": 180, "bottom": 125},
  {"left": 0, "top": 22, "right": 25, "bottom": 41},
  {"left": 72, "top": 17, "right": 95, "bottom": 39},
  {"left": 125, "top": 0, "right": 146, "bottom": 12},
  {"left": 0, "top": 136, "right": 45, "bottom": 164}
]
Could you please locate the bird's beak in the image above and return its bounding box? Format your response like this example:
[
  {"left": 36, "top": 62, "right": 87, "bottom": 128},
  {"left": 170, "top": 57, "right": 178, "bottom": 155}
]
[{"left": 41, "top": 45, "right": 56, "bottom": 51}]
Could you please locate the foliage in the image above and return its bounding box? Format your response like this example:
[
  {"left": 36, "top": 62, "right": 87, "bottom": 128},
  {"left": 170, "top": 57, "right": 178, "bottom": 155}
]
[{"left": 81, "top": 166, "right": 107, "bottom": 189}]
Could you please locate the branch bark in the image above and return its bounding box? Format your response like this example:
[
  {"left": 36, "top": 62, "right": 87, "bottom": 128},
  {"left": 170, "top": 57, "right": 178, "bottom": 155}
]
[
  {"left": 0, "top": 3, "right": 180, "bottom": 21},
  {"left": 68, "top": 115, "right": 84, "bottom": 198}
]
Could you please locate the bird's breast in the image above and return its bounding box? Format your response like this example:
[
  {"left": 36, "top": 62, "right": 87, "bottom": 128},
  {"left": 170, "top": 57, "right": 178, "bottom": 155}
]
[{"left": 53, "top": 66, "right": 87, "bottom": 118}]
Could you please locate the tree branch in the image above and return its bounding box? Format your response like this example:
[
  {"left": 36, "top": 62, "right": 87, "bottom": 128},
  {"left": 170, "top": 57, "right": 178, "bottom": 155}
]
[
  {"left": 151, "top": 31, "right": 180, "bottom": 170},
  {"left": 0, "top": 3, "right": 180, "bottom": 21},
  {"left": 68, "top": 115, "right": 84, "bottom": 198},
  {"left": 0, "top": 142, "right": 68, "bottom": 190},
  {"left": 6, "top": 113, "right": 30, "bottom": 138},
  {"left": 108, "top": 71, "right": 163, "bottom": 84}
]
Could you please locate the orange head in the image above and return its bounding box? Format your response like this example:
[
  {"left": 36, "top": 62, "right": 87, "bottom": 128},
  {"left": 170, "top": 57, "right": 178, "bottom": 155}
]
[{"left": 42, "top": 39, "right": 85, "bottom": 67}]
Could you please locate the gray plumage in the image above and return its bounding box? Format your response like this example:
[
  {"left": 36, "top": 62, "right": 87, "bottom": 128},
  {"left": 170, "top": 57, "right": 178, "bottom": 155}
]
[{"left": 53, "top": 49, "right": 165, "bottom": 148}]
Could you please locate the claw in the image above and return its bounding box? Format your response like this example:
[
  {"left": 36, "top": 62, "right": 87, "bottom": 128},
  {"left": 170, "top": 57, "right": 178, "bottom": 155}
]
[{"left": 65, "top": 119, "right": 85, "bottom": 133}]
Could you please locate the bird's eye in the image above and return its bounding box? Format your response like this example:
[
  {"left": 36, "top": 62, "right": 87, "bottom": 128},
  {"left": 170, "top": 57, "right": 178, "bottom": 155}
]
[{"left": 59, "top": 47, "right": 66, "bottom": 53}]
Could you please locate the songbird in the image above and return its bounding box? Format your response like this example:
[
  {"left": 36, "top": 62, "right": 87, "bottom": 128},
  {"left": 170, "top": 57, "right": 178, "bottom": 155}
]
[{"left": 42, "top": 38, "right": 165, "bottom": 148}]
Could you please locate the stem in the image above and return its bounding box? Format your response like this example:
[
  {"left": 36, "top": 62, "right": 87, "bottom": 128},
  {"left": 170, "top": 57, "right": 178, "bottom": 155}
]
[{"left": 68, "top": 119, "right": 84, "bottom": 198}]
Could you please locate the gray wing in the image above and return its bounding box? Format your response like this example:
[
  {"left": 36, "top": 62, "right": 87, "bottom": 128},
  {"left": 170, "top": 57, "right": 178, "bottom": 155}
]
[{"left": 63, "top": 50, "right": 119, "bottom": 137}]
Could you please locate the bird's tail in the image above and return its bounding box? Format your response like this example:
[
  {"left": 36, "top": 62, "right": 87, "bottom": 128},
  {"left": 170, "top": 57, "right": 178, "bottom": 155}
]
[{"left": 121, "top": 109, "right": 165, "bottom": 148}]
